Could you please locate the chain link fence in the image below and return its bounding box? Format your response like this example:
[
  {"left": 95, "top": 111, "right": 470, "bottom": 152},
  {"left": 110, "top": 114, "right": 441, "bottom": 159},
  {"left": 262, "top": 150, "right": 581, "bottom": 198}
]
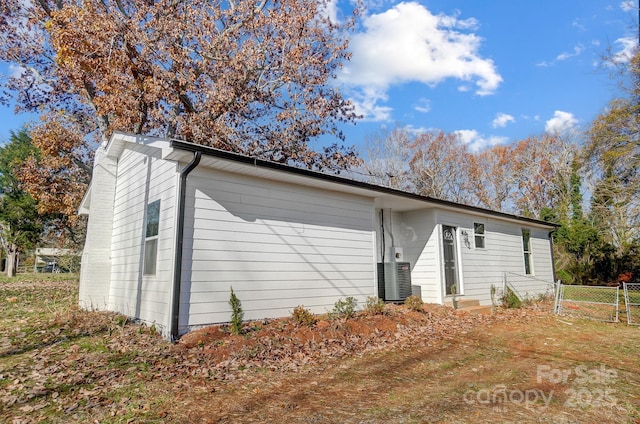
[
  {"left": 555, "top": 284, "right": 620, "bottom": 322},
  {"left": 623, "top": 283, "right": 640, "bottom": 325},
  {"left": 502, "top": 272, "right": 556, "bottom": 302}
]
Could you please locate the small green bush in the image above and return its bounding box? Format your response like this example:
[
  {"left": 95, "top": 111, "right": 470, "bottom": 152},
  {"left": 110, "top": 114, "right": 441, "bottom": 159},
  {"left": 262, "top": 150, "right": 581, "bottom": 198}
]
[
  {"left": 229, "top": 287, "right": 244, "bottom": 334},
  {"left": 291, "top": 305, "right": 317, "bottom": 326},
  {"left": 404, "top": 295, "right": 423, "bottom": 312},
  {"left": 329, "top": 296, "right": 357, "bottom": 319},
  {"left": 114, "top": 315, "right": 128, "bottom": 328},
  {"left": 501, "top": 286, "right": 521, "bottom": 309},
  {"left": 364, "top": 296, "right": 386, "bottom": 315}
]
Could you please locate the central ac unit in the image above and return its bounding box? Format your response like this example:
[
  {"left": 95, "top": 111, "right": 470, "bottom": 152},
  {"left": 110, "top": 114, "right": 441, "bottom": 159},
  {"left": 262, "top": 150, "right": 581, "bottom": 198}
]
[{"left": 377, "top": 262, "right": 412, "bottom": 302}]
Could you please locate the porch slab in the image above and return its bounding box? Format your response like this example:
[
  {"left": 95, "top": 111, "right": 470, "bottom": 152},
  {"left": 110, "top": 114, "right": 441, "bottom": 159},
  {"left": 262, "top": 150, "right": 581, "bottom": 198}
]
[{"left": 444, "top": 299, "right": 493, "bottom": 315}]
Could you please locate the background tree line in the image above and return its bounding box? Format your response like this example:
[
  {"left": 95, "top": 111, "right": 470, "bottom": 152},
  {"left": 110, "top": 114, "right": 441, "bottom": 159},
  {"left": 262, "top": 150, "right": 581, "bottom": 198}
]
[
  {"left": 359, "top": 90, "right": 638, "bottom": 285},
  {"left": 0, "top": 0, "right": 637, "bottom": 283}
]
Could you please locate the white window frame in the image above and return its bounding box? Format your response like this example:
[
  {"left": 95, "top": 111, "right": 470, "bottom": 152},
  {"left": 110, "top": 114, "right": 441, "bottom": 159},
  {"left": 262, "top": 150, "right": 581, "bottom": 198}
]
[
  {"left": 522, "top": 229, "right": 533, "bottom": 275},
  {"left": 143, "top": 199, "right": 160, "bottom": 276},
  {"left": 473, "top": 222, "right": 486, "bottom": 249}
]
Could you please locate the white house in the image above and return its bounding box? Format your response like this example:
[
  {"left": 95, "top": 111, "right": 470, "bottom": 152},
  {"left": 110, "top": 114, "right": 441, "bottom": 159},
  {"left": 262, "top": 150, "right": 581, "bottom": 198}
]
[{"left": 79, "top": 132, "right": 557, "bottom": 340}]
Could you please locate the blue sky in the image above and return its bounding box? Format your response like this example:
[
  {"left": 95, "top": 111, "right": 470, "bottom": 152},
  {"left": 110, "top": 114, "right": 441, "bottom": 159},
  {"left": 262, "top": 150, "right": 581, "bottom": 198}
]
[
  {"left": 1, "top": 0, "right": 638, "bottom": 152},
  {"left": 332, "top": 0, "right": 638, "bottom": 151}
]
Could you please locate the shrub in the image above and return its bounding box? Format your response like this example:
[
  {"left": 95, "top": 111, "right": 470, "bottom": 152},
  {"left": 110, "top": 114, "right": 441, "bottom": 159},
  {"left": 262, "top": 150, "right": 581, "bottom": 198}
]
[
  {"left": 291, "top": 305, "right": 317, "bottom": 326},
  {"left": 501, "top": 286, "right": 522, "bottom": 309},
  {"left": 364, "top": 296, "right": 386, "bottom": 315},
  {"left": 404, "top": 295, "right": 423, "bottom": 312},
  {"left": 229, "top": 287, "right": 244, "bottom": 334},
  {"left": 329, "top": 296, "right": 357, "bottom": 319}
]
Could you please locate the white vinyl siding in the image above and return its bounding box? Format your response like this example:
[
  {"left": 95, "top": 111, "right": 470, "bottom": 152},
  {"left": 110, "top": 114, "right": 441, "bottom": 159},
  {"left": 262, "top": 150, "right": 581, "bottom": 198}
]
[
  {"left": 438, "top": 211, "right": 553, "bottom": 305},
  {"left": 78, "top": 148, "right": 118, "bottom": 310},
  {"left": 392, "top": 209, "right": 440, "bottom": 303},
  {"left": 386, "top": 208, "right": 554, "bottom": 306},
  {"left": 108, "top": 149, "right": 177, "bottom": 335},
  {"left": 179, "top": 168, "right": 376, "bottom": 331}
]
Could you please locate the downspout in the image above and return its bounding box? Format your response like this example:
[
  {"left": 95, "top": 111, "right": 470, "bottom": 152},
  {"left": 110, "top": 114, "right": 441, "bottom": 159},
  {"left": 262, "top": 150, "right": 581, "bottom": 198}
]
[
  {"left": 170, "top": 151, "right": 202, "bottom": 342},
  {"left": 549, "top": 229, "right": 558, "bottom": 282}
]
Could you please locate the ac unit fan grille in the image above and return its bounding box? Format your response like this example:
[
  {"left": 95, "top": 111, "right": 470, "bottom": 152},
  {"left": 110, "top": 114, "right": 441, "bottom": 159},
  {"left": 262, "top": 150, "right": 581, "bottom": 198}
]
[{"left": 377, "top": 262, "right": 412, "bottom": 302}]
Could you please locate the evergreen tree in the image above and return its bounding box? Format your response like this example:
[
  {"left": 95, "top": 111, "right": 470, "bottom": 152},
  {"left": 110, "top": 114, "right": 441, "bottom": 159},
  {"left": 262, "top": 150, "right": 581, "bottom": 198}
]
[{"left": 0, "top": 130, "right": 43, "bottom": 276}]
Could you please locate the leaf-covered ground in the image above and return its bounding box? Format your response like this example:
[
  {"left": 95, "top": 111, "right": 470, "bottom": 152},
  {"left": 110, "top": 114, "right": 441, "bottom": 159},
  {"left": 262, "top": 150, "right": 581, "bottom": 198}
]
[{"left": 1, "top": 278, "right": 639, "bottom": 423}]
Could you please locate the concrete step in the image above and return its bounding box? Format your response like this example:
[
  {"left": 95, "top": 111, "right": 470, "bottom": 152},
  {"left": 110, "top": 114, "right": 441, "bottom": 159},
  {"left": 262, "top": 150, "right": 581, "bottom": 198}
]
[
  {"left": 460, "top": 305, "right": 493, "bottom": 315},
  {"left": 444, "top": 298, "right": 480, "bottom": 309},
  {"left": 444, "top": 298, "right": 493, "bottom": 315}
]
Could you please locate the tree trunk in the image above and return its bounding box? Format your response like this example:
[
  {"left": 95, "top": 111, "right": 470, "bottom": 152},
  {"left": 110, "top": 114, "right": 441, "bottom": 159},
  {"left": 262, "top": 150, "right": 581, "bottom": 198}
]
[{"left": 6, "top": 245, "right": 18, "bottom": 277}]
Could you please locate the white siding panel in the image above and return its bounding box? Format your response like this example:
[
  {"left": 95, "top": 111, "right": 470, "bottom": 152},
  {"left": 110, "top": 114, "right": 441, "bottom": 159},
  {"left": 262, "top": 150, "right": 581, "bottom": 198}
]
[
  {"left": 108, "top": 149, "right": 177, "bottom": 334},
  {"left": 185, "top": 225, "right": 371, "bottom": 248},
  {"left": 433, "top": 210, "right": 554, "bottom": 305},
  {"left": 79, "top": 148, "right": 118, "bottom": 310},
  {"left": 395, "top": 209, "right": 441, "bottom": 304},
  {"left": 189, "top": 242, "right": 372, "bottom": 258},
  {"left": 179, "top": 168, "right": 376, "bottom": 333},
  {"left": 189, "top": 250, "right": 372, "bottom": 264},
  {"left": 379, "top": 207, "right": 555, "bottom": 307},
  {"left": 187, "top": 286, "right": 372, "bottom": 307}
]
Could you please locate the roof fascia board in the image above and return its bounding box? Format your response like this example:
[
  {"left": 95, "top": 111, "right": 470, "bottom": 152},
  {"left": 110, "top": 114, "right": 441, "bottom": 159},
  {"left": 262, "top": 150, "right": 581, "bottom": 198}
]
[
  {"left": 168, "top": 139, "right": 557, "bottom": 230},
  {"left": 105, "top": 132, "right": 172, "bottom": 159},
  {"left": 77, "top": 181, "right": 93, "bottom": 215}
]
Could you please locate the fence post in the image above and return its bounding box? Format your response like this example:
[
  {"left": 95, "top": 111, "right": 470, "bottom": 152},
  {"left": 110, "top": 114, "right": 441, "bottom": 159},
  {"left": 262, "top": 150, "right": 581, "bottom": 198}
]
[
  {"left": 553, "top": 280, "right": 561, "bottom": 314},
  {"left": 614, "top": 287, "right": 619, "bottom": 322},
  {"left": 623, "top": 282, "right": 640, "bottom": 325}
]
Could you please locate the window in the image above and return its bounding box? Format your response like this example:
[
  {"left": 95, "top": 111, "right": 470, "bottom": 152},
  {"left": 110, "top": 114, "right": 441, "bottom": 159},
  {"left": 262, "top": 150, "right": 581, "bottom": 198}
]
[
  {"left": 473, "top": 223, "right": 485, "bottom": 249},
  {"left": 144, "top": 200, "right": 160, "bottom": 275},
  {"left": 522, "top": 229, "right": 532, "bottom": 275}
]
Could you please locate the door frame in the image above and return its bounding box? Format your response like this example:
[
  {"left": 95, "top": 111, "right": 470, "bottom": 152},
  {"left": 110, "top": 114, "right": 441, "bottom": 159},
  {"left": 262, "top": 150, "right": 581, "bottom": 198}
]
[{"left": 440, "top": 224, "right": 463, "bottom": 300}]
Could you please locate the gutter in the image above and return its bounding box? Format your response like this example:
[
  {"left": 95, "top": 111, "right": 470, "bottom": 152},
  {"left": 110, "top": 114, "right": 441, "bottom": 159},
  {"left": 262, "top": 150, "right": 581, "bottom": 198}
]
[{"left": 170, "top": 151, "right": 202, "bottom": 342}]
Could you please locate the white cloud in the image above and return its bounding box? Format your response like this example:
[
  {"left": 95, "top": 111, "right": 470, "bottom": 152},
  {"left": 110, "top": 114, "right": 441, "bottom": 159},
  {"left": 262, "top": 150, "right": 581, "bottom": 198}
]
[
  {"left": 491, "top": 112, "right": 515, "bottom": 128},
  {"left": 545, "top": 111, "right": 578, "bottom": 134},
  {"left": 572, "top": 19, "right": 586, "bottom": 32},
  {"left": 519, "top": 114, "right": 540, "bottom": 122},
  {"left": 341, "top": 1, "right": 502, "bottom": 121},
  {"left": 538, "top": 43, "right": 585, "bottom": 67},
  {"left": 402, "top": 124, "right": 433, "bottom": 135},
  {"left": 621, "top": 1, "right": 636, "bottom": 12},
  {"left": 556, "top": 44, "right": 584, "bottom": 61},
  {"left": 438, "top": 10, "right": 479, "bottom": 30},
  {"left": 349, "top": 86, "right": 393, "bottom": 122},
  {"left": 413, "top": 98, "right": 431, "bottom": 113},
  {"left": 454, "top": 129, "right": 508, "bottom": 152},
  {"left": 612, "top": 36, "right": 637, "bottom": 63},
  {"left": 319, "top": 0, "right": 339, "bottom": 23}
]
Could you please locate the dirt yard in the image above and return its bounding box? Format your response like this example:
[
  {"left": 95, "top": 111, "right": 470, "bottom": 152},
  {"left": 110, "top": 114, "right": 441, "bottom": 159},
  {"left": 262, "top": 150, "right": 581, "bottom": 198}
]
[{"left": 1, "top": 278, "right": 639, "bottom": 423}]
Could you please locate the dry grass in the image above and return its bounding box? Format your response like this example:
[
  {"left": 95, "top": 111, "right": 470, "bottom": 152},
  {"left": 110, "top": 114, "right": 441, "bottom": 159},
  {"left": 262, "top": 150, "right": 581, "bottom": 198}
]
[{"left": 1, "top": 276, "right": 639, "bottom": 423}]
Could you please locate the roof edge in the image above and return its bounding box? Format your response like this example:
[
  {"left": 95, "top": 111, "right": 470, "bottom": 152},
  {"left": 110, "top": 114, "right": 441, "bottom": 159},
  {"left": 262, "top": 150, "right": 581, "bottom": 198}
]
[
  {"left": 77, "top": 181, "right": 93, "bottom": 215},
  {"left": 169, "top": 139, "right": 558, "bottom": 229}
]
